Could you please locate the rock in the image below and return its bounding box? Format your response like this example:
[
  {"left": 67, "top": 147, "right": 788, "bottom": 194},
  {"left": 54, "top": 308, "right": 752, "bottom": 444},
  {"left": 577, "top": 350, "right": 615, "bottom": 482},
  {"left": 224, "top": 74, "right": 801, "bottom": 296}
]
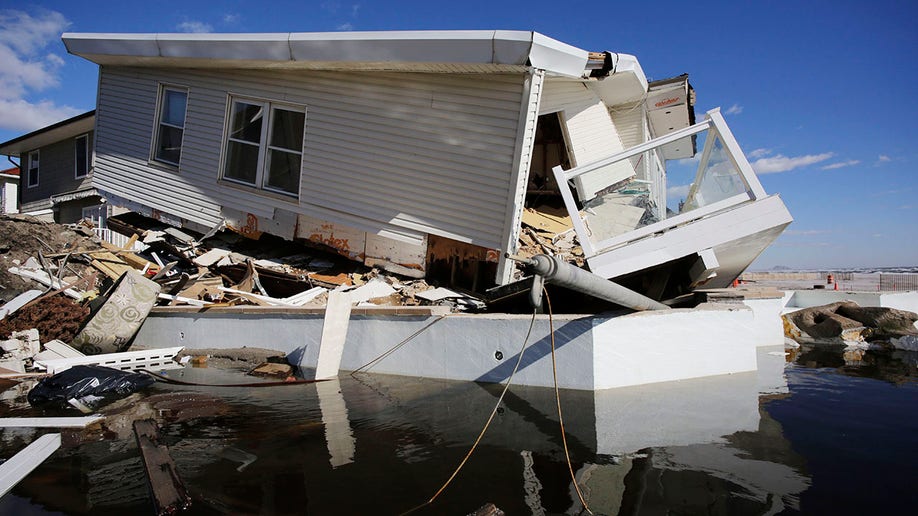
[
  {"left": 785, "top": 302, "right": 866, "bottom": 343},
  {"left": 248, "top": 362, "right": 294, "bottom": 379},
  {"left": 784, "top": 301, "right": 918, "bottom": 346},
  {"left": 835, "top": 303, "right": 918, "bottom": 340},
  {"left": 890, "top": 335, "right": 918, "bottom": 351}
]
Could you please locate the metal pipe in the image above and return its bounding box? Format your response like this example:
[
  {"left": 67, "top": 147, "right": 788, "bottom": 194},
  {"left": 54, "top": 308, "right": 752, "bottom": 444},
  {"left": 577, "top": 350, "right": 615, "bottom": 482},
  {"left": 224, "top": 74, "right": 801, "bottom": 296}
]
[{"left": 520, "top": 254, "right": 670, "bottom": 311}]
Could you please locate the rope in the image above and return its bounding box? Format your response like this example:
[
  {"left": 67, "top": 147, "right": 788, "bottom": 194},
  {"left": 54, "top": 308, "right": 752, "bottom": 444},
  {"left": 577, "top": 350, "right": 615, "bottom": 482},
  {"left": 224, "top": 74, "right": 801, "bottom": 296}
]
[
  {"left": 400, "top": 308, "right": 539, "bottom": 515},
  {"left": 350, "top": 314, "right": 449, "bottom": 375},
  {"left": 139, "top": 369, "right": 328, "bottom": 387},
  {"left": 544, "top": 288, "right": 592, "bottom": 514}
]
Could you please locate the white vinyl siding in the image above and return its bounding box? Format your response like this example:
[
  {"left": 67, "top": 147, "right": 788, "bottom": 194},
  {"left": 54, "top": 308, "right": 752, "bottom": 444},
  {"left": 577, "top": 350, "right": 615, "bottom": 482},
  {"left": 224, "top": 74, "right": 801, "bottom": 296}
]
[
  {"left": 540, "top": 79, "right": 632, "bottom": 201},
  {"left": 27, "top": 151, "right": 39, "bottom": 188},
  {"left": 94, "top": 67, "right": 527, "bottom": 248},
  {"left": 74, "top": 134, "right": 89, "bottom": 178}
]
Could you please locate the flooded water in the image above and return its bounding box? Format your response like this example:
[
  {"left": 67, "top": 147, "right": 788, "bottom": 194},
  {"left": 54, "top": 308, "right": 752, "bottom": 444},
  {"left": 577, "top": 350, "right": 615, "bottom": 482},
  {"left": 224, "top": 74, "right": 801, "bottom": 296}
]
[{"left": 1, "top": 347, "right": 916, "bottom": 515}]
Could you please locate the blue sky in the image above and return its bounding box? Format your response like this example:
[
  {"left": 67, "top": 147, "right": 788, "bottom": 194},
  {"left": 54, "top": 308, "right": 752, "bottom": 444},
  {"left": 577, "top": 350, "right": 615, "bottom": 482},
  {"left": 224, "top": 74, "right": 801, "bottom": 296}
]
[{"left": 0, "top": 1, "right": 915, "bottom": 269}]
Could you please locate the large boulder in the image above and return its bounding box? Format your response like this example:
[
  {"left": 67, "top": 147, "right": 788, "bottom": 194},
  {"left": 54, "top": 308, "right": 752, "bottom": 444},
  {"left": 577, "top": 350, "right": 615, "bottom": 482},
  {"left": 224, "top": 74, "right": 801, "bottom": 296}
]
[
  {"left": 784, "top": 301, "right": 918, "bottom": 345},
  {"left": 835, "top": 303, "right": 918, "bottom": 340}
]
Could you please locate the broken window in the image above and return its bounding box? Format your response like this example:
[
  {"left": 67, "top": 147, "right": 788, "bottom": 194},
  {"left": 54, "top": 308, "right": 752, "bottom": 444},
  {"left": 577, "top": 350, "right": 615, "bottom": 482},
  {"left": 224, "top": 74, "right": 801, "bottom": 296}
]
[
  {"left": 152, "top": 85, "right": 188, "bottom": 166},
  {"left": 74, "top": 134, "right": 89, "bottom": 178},
  {"left": 27, "top": 150, "right": 39, "bottom": 188},
  {"left": 222, "top": 97, "right": 305, "bottom": 198}
]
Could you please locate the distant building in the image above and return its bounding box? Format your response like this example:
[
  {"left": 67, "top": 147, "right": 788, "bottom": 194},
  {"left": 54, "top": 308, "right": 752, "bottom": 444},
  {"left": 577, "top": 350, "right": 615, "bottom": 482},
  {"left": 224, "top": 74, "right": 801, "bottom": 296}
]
[
  {"left": 0, "top": 110, "right": 108, "bottom": 225},
  {"left": 0, "top": 166, "right": 18, "bottom": 214}
]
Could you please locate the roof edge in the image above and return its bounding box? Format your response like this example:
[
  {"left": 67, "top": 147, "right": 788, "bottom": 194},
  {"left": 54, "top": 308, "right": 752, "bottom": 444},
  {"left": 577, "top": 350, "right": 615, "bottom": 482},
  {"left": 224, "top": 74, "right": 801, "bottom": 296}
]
[{"left": 62, "top": 30, "right": 590, "bottom": 77}]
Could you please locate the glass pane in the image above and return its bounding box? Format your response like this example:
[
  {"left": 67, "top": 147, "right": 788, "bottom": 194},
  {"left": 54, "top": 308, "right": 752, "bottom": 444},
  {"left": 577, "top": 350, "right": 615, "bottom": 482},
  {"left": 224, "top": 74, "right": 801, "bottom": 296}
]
[
  {"left": 264, "top": 149, "right": 301, "bottom": 195},
  {"left": 161, "top": 89, "right": 187, "bottom": 127},
  {"left": 75, "top": 136, "right": 88, "bottom": 176},
  {"left": 230, "top": 102, "right": 263, "bottom": 143},
  {"left": 224, "top": 140, "right": 259, "bottom": 185},
  {"left": 682, "top": 136, "right": 747, "bottom": 212},
  {"left": 270, "top": 108, "right": 305, "bottom": 151},
  {"left": 155, "top": 125, "right": 184, "bottom": 164}
]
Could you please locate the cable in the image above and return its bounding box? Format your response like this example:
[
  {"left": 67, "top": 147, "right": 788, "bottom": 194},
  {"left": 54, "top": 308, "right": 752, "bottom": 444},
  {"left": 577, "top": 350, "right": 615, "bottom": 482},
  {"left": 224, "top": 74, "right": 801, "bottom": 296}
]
[
  {"left": 349, "top": 314, "right": 448, "bottom": 375},
  {"left": 544, "top": 288, "right": 593, "bottom": 514},
  {"left": 400, "top": 308, "right": 539, "bottom": 515}
]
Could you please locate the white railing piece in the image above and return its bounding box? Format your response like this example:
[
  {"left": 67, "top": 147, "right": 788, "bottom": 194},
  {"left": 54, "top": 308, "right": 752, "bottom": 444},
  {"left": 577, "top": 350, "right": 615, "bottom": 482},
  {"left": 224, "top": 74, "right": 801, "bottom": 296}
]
[
  {"left": 34, "top": 346, "right": 185, "bottom": 375},
  {"left": 0, "top": 415, "right": 104, "bottom": 428},
  {"left": 7, "top": 267, "right": 83, "bottom": 300},
  {"left": 0, "top": 433, "right": 61, "bottom": 497}
]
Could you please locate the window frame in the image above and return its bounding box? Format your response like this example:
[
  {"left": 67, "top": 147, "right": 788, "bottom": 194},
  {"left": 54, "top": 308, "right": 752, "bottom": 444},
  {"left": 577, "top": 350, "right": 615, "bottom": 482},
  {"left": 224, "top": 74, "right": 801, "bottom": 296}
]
[
  {"left": 220, "top": 95, "right": 306, "bottom": 199},
  {"left": 151, "top": 84, "right": 189, "bottom": 168},
  {"left": 74, "top": 133, "right": 90, "bottom": 179},
  {"left": 27, "top": 150, "right": 39, "bottom": 188}
]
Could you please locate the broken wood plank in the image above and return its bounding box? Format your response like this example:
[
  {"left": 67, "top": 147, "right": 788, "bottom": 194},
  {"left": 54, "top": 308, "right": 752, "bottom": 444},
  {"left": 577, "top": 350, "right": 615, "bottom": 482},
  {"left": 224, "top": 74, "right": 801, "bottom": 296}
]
[
  {"left": 133, "top": 419, "right": 192, "bottom": 515},
  {"left": 90, "top": 251, "right": 136, "bottom": 280},
  {"left": 0, "top": 415, "right": 103, "bottom": 428},
  {"left": 7, "top": 267, "right": 83, "bottom": 299},
  {"left": 0, "top": 433, "right": 61, "bottom": 497},
  {"left": 100, "top": 241, "right": 160, "bottom": 271}
]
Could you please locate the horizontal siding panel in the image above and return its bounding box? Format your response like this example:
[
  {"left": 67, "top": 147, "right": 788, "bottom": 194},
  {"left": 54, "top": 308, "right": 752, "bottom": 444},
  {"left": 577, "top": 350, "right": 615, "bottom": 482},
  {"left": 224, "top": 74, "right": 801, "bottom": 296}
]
[{"left": 94, "top": 65, "right": 525, "bottom": 249}]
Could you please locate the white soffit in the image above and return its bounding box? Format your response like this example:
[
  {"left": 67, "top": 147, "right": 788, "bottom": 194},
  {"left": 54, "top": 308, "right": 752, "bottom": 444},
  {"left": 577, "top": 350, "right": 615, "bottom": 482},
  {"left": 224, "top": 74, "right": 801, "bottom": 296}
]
[{"left": 62, "top": 30, "right": 591, "bottom": 77}]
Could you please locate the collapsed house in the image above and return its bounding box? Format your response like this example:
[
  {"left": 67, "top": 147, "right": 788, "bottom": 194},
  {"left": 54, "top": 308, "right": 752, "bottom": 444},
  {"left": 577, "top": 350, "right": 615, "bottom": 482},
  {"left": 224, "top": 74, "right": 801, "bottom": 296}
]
[{"left": 62, "top": 30, "right": 792, "bottom": 303}]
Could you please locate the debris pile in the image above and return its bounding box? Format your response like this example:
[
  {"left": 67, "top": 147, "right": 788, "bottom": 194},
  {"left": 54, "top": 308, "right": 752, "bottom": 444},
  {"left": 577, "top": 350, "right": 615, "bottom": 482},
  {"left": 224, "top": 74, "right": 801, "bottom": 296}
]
[{"left": 517, "top": 205, "right": 584, "bottom": 270}]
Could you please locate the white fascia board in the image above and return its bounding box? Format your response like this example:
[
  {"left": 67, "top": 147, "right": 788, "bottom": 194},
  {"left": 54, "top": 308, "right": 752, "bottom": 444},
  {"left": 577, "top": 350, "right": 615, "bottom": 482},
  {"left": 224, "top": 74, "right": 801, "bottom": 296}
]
[
  {"left": 158, "top": 32, "right": 292, "bottom": 60},
  {"left": 528, "top": 32, "right": 590, "bottom": 78},
  {"left": 63, "top": 32, "right": 161, "bottom": 58},
  {"left": 586, "top": 53, "right": 649, "bottom": 106},
  {"left": 63, "top": 30, "right": 591, "bottom": 76}
]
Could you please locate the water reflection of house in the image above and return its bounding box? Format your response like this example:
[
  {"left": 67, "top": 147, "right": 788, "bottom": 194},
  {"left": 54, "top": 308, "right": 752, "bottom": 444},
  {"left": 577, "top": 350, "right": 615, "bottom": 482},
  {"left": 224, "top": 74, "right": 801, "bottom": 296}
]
[{"left": 0, "top": 110, "right": 110, "bottom": 226}]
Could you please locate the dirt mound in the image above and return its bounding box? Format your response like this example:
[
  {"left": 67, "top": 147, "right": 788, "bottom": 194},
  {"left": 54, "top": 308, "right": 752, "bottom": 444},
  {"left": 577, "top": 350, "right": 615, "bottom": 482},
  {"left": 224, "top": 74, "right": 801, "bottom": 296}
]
[{"left": 0, "top": 215, "right": 102, "bottom": 301}]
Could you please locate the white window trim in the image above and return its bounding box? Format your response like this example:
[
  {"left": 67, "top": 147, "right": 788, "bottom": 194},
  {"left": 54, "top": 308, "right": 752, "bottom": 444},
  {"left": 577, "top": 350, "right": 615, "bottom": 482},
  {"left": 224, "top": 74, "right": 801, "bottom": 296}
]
[
  {"left": 151, "top": 84, "right": 188, "bottom": 168},
  {"left": 220, "top": 95, "right": 306, "bottom": 199},
  {"left": 74, "top": 133, "right": 90, "bottom": 179},
  {"left": 27, "top": 150, "right": 39, "bottom": 188}
]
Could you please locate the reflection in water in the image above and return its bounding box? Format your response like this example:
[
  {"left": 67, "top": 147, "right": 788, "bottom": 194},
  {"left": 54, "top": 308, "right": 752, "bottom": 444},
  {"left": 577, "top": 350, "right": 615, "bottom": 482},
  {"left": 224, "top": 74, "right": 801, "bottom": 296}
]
[{"left": 0, "top": 349, "right": 915, "bottom": 514}]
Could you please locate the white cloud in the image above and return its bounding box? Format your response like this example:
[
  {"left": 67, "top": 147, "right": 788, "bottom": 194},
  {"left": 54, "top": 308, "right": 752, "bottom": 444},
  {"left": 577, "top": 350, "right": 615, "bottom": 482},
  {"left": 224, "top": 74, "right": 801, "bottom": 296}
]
[
  {"left": 223, "top": 13, "right": 240, "bottom": 24},
  {"left": 747, "top": 148, "right": 771, "bottom": 159},
  {"left": 337, "top": 23, "right": 354, "bottom": 31},
  {"left": 821, "top": 159, "right": 860, "bottom": 170},
  {"left": 750, "top": 152, "right": 834, "bottom": 174},
  {"left": 0, "top": 9, "right": 77, "bottom": 132},
  {"left": 177, "top": 21, "right": 213, "bottom": 33},
  {"left": 666, "top": 184, "right": 691, "bottom": 199},
  {"left": 724, "top": 103, "right": 743, "bottom": 115},
  {"left": 0, "top": 97, "right": 81, "bottom": 132},
  {"left": 876, "top": 154, "right": 891, "bottom": 165}
]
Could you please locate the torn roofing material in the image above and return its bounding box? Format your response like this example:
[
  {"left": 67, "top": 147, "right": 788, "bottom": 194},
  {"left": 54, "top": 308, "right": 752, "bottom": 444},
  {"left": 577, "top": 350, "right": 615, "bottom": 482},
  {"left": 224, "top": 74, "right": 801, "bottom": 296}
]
[{"left": 61, "top": 30, "right": 592, "bottom": 77}]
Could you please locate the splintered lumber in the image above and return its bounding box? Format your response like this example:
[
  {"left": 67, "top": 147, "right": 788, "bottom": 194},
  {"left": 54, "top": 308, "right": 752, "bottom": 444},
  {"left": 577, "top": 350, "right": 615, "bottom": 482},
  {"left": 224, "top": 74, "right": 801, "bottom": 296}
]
[
  {"left": 90, "top": 251, "right": 136, "bottom": 280},
  {"left": 133, "top": 419, "right": 192, "bottom": 515},
  {"left": 100, "top": 241, "right": 160, "bottom": 272},
  {"left": 0, "top": 433, "right": 61, "bottom": 497}
]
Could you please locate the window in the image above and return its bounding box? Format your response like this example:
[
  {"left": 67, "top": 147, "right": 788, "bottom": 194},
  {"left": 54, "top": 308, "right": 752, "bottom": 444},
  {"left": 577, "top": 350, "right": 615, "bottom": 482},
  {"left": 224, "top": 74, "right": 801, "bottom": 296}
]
[
  {"left": 27, "top": 150, "right": 39, "bottom": 188},
  {"left": 75, "top": 134, "right": 89, "bottom": 178},
  {"left": 222, "top": 97, "right": 305, "bottom": 197},
  {"left": 153, "top": 86, "right": 188, "bottom": 166}
]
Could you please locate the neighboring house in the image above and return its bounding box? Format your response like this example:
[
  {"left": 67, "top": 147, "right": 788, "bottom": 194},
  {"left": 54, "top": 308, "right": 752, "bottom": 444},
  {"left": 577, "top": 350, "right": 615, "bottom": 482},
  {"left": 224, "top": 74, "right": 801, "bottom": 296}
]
[
  {"left": 0, "top": 167, "right": 19, "bottom": 214},
  {"left": 0, "top": 110, "right": 107, "bottom": 225},
  {"left": 61, "top": 31, "right": 790, "bottom": 297}
]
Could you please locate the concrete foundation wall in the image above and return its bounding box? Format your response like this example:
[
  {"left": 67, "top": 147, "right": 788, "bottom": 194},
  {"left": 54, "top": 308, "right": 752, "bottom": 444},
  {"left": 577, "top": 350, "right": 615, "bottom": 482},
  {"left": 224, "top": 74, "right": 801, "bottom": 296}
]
[{"left": 135, "top": 304, "right": 762, "bottom": 390}]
